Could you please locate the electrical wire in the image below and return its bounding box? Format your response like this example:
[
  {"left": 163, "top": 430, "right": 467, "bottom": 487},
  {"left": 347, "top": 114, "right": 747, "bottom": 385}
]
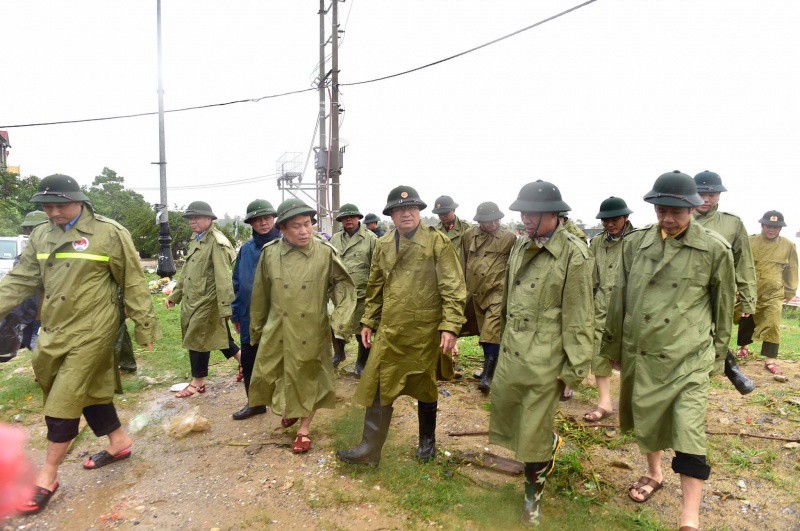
[
  {"left": 133, "top": 172, "right": 279, "bottom": 191},
  {"left": 340, "top": 0, "right": 596, "bottom": 87},
  {"left": 0, "top": 0, "right": 597, "bottom": 129}
]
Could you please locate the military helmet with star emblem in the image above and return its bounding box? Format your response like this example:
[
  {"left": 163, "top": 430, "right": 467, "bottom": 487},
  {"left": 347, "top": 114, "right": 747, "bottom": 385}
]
[{"left": 382, "top": 185, "right": 427, "bottom": 216}]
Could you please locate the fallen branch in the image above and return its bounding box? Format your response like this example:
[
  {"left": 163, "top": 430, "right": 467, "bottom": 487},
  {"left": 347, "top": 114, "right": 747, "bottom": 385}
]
[
  {"left": 448, "top": 428, "right": 800, "bottom": 443},
  {"left": 706, "top": 431, "right": 800, "bottom": 443}
]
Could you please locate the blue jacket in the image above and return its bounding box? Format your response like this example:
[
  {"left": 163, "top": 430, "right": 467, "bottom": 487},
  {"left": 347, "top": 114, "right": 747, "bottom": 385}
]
[{"left": 232, "top": 228, "right": 281, "bottom": 345}]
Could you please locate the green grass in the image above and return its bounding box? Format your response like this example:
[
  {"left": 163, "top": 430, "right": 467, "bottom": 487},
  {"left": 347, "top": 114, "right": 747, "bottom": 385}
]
[{"left": 330, "top": 408, "right": 666, "bottom": 530}]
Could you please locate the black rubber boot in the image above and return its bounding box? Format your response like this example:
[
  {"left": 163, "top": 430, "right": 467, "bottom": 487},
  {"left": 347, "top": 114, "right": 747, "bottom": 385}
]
[
  {"left": 337, "top": 404, "right": 393, "bottom": 466},
  {"left": 232, "top": 404, "right": 267, "bottom": 420},
  {"left": 725, "top": 349, "right": 755, "bottom": 395},
  {"left": 478, "top": 344, "right": 500, "bottom": 394},
  {"left": 332, "top": 337, "right": 347, "bottom": 368},
  {"left": 521, "top": 433, "right": 562, "bottom": 526},
  {"left": 353, "top": 336, "right": 370, "bottom": 378},
  {"left": 415, "top": 401, "right": 437, "bottom": 461}
]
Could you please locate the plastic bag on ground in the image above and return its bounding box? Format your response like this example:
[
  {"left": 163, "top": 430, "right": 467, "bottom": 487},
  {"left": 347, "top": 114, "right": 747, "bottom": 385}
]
[{"left": 163, "top": 406, "right": 211, "bottom": 438}]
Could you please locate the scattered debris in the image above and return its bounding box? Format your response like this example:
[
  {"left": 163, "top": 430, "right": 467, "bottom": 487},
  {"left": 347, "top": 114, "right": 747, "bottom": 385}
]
[
  {"left": 163, "top": 406, "right": 211, "bottom": 438},
  {"left": 454, "top": 451, "right": 524, "bottom": 476}
]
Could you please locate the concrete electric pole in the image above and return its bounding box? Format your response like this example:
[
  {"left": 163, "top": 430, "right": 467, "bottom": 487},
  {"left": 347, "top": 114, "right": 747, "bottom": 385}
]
[{"left": 154, "top": 0, "right": 176, "bottom": 278}]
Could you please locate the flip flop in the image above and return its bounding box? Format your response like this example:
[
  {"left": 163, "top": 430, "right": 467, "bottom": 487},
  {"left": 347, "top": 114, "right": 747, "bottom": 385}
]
[
  {"left": 292, "top": 434, "right": 311, "bottom": 453},
  {"left": 17, "top": 482, "right": 59, "bottom": 516},
  {"left": 83, "top": 447, "right": 132, "bottom": 470},
  {"left": 628, "top": 475, "right": 662, "bottom": 503},
  {"left": 583, "top": 406, "right": 612, "bottom": 423},
  {"left": 765, "top": 362, "right": 782, "bottom": 375}
]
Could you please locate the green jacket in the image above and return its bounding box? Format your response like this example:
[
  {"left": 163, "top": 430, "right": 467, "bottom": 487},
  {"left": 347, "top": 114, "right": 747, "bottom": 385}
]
[
  {"left": 489, "top": 225, "right": 593, "bottom": 462},
  {"left": 749, "top": 234, "right": 798, "bottom": 344},
  {"left": 435, "top": 216, "right": 471, "bottom": 266},
  {"left": 354, "top": 225, "right": 466, "bottom": 406},
  {"left": 561, "top": 219, "right": 587, "bottom": 244},
  {"left": 0, "top": 205, "right": 160, "bottom": 418},
  {"left": 248, "top": 237, "right": 356, "bottom": 417},
  {"left": 600, "top": 222, "right": 735, "bottom": 454},
  {"left": 330, "top": 222, "right": 377, "bottom": 300},
  {"left": 461, "top": 225, "right": 516, "bottom": 309},
  {"left": 168, "top": 227, "right": 235, "bottom": 351},
  {"left": 590, "top": 221, "right": 634, "bottom": 345},
  {"left": 694, "top": 206, "right": 757, "bottom": 314}
]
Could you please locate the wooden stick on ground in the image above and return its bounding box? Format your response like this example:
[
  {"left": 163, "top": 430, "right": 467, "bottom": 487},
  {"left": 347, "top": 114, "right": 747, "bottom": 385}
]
[{"left": 448, "top": 429, "right": 800, "bottom": 443}]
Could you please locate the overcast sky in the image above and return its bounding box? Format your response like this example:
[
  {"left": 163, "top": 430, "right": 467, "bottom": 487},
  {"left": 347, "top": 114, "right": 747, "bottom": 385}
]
[{"left": 2, "top": 0, "right": 799, "bottom": 235}]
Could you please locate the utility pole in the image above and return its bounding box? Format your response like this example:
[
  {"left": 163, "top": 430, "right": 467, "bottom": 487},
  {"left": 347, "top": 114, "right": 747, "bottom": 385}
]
[
  {"left": 154, "top": 0, "right": 176, "bottom": 278},
  {"left": 316, "top": 0, "right": 329, "bottom": 231},
  {"left": 330, "top": 0, "right": 341, "bottom": 231}
]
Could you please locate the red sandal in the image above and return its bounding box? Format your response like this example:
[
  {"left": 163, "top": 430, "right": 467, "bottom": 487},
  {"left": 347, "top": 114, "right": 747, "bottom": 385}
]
[
  {"left": 765, "top": 361, "right": 782, "bottom": 375},
  {"left": 292, "top": 434, "right": 311, "bottom": 453},
  {"left": 175, "top": 383, "right": 206, "bottom": 398},
  {"left": 17, "top": 482, "right": 59, "bottom": 516}
]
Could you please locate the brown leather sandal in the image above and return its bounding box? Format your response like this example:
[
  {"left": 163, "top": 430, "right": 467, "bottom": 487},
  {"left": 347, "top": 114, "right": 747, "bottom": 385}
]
[
  {"left": 628, "top": 475, "right": 662, "bottom": 503},
  {"left": 175, "top": 383, "right": 206, "bottom": 398}
]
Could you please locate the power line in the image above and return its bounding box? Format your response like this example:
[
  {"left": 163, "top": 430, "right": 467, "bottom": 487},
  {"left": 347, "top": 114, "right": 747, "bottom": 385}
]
[
  {"left": 133, "top": 172, "right": 279, "bottom": 191},
  {"left": 0, "top": 0, "right": 597, "bottom": 129},
  {"left": 341, "top": 0, "right": 597, "bottom": 87}
]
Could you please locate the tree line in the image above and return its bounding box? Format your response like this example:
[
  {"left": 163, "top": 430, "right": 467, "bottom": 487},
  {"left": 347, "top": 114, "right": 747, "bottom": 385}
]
[{"left": 0, "top": 168, "right": 247, "bottom": 256}]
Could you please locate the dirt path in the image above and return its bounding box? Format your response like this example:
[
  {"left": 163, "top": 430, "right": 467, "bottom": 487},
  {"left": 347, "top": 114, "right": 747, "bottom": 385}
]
[{"left": 7, "top": 358, "right": 800, "bottom": 530}]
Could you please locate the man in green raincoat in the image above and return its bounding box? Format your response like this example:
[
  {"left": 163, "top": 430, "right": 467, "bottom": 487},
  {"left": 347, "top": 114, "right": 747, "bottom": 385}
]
[
  {"left": 736, "top": 210, "right": 798, "bottom": 374},
  {"left": 0, "top": 174, "right": 160, "bottom": 515},
  {"left": 433, "top": 194, "right": 476, "bottom": 375},
  {"left": 337, "top": 185, "right": 466, "bottom": 466},
  {"left": 488, "top": 180, "right": 593, "bottom": 526},
  {"left": 166, "top": 201, "right": 239, "bottom": 398},
  {"left": 600, "top": 171, "right": 735, "bottom": 531},
  {"left": 692, "top": 170, "right": 755, "bottom": 394},
  {"left": 330, "top": 203, "right": 377, "bottom": 376},
  {"left": 460, "top": 201, "right": 516, "bottom": 393},
  {"left": 584, "top": 196, "right": 634, "bottom": 423},
  {"left": 248, "top": 199, "right": 356, "bottom": 453}
]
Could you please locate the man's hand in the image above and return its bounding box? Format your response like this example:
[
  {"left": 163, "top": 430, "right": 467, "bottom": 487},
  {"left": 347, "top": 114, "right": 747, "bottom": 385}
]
[
  {"left": 361, "top": 327, "right": 374, "bottom": 348},
  {"left": 440, "top": 331, "right": 457, "bottom": 354},
  {"left": 164, "top": 299, "right": 175, "bottom": 309},
  {"left": 233, "top": 322, "right": 241, "bottom": 334}
]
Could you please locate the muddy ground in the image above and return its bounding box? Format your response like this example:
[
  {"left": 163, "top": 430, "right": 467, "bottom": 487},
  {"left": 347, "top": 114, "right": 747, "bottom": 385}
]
[{"left": 5, "top": 356, "right": 800, "bottom": 530}]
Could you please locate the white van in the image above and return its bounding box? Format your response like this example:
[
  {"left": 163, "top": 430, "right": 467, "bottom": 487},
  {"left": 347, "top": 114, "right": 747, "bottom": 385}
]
[{"left": 0, "top": 236, "right": 28, "bottom": 280}]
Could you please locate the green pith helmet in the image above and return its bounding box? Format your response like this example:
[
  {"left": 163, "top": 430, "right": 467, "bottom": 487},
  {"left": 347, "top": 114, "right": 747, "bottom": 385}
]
[
  {"left": 643, "top": 170, "right": 703, "bottom": 207},
  {"left": 473, "top": 201, "right": 504, "bottom": 222},
  {"left": 364, "top": 213, "right": 379, "bottom": 224},
  {"left": 276, "top": 198, "right": 316, "bottom": 225},
  {"left": 515, "top": 223, "right": 525, "bottom": 230},
  {"left": 596, "top": 196, "right": 633, "bottom": 219},
  {"left": 693, "top": 170, "right": 728, "bottom": 193},
  {"left": 758, "top": 210, "right": 786, "bottom": 227},
  {"left": 382, "top": 185, "right": 427, "bottom": 216},
  {"left": 30, "top": 174, "right": 90, "bottom": 203},
  {"left": 558, "top": 211, "right": 569, "bottom": 218},
  {"left": 20, "top": 210, "right": 49, "bottom": 227},
  {"left": 336, "top": 203, "right": 363, "bottom": 221},
  {"left": 509, "top": 180, "right": 570, "bottom": 213},
  {"left": 182, "top": 200, "right": 217, "bottom": 219},
  {"left": 244, "top": 199, "right": 276, "bottom": 222},
  {"left": 431, "top": 195, "right": 459, "bottom": 214}
]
